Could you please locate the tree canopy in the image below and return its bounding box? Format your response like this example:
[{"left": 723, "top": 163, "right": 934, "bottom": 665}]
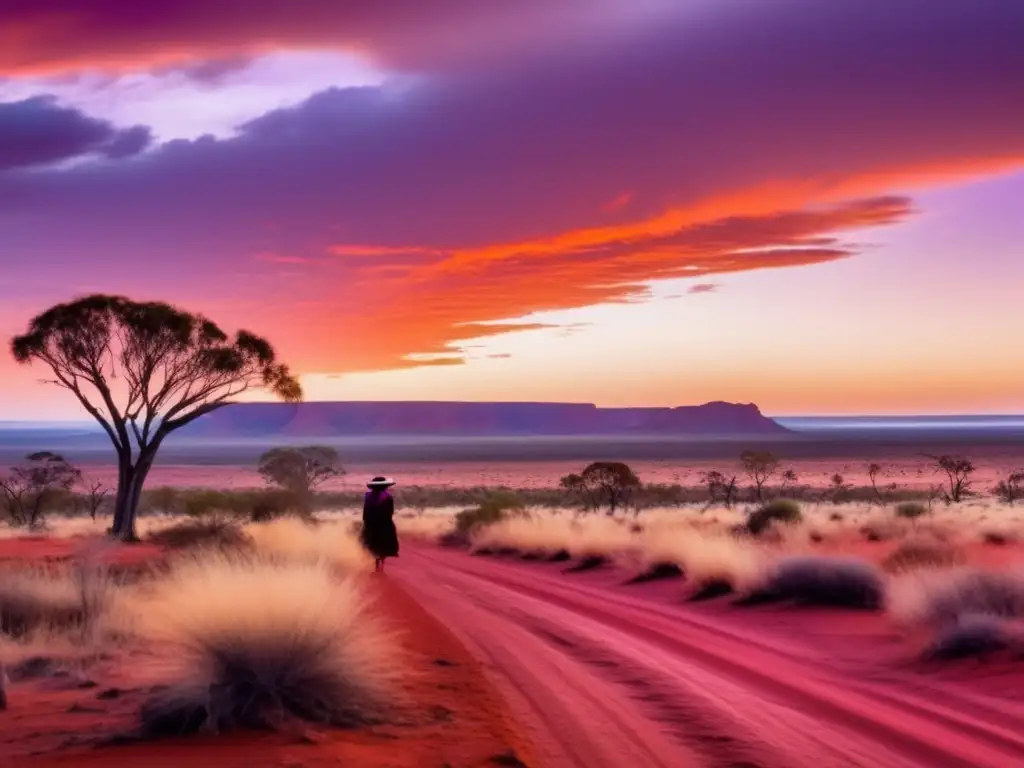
[
  {"left": 739, "top": 449, "right": 781, "bottom": 501},
  {"left": 561, "top": 461, "right": 641, "bottom": 514},
  {"left": 925, "top": 453, "right": 976, "bottom": 503},
  {"left": 257, "top": 445, "right": 344, "bottom": 515},
  {"left": 0, "top": 451, "right": 81, "bottom": 528},
  {"left": 10, "top": 294, "right": 301, "bottom": 538}
]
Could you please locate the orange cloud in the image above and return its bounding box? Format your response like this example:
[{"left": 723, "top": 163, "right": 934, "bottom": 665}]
[
  {"left": 287, "top": 195, "right": 912, "bottom": 374},
  {"left": 329, "top": 244, "right": 445, "bottom": 258}
]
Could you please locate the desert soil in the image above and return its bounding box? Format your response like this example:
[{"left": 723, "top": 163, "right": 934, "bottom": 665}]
[
  {"left": 2, "top": 556, "right": 531, "bottom": 768},
  {"left": 6, "top": 537, "right": 1024, "bottom": 767},
  {"left": 394, "top": 543, "right": 1024, "bottom": 768}
]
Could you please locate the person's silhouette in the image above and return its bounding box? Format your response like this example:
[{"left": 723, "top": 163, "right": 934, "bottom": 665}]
[{"left": 361, "top": 476, "right": 399, "bottom": 572}]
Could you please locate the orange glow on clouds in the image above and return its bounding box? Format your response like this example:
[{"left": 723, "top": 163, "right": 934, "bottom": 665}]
[{"left": 281, "top": 195, "right": 913, "bottom": 374}]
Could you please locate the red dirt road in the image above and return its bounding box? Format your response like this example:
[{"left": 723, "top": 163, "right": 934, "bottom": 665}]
[{"left": 392, "top": 546, "right": 1024, "bottom": 768}]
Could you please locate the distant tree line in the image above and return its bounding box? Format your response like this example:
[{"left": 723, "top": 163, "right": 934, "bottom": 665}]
[{"left": 3, "top": 442, "right": 1022, "bottom": 531}]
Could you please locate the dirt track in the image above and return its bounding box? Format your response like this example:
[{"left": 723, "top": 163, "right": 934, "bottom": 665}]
[{"left": 393, "top": 546, "right": 1024, "bottom": 768}]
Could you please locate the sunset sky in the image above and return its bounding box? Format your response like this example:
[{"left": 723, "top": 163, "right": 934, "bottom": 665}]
[{"left": 1, "top": 0, "right": 1022, "bottom": 419}]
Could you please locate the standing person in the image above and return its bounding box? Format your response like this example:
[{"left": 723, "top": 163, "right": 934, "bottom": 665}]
[{"left": 361, "top": 476, "right": 399, "bottom": 572}]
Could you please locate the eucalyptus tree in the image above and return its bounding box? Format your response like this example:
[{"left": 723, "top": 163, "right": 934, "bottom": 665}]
[{"left": 11, "top": 295, "right": 301, "bottom": 540}]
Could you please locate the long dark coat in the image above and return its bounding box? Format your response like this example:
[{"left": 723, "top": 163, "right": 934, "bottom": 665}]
[{"left": 361, "top": 490, "right": 399, "bottom": 558}]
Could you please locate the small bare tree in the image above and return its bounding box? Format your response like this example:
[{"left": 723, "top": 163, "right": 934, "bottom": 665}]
[
  {"left": 994, "top": 471, "right": 1024, "bottom": 505},
  {"left": 80, "top": 478, "right": 111, "bottom": 521},
  {"left": 829, "top": 473, "right": 851, "bottom": 504},
  {"left": 0, "top": 451, "right": 81, "bottom": 528},
  {"left": 867, "top": 462, "right": 885, "bottom": 503},
  {"left": 257, "top": 446, "right": 345, "bottom": 517},
  {"left": 925, "top": 454, "right": 976, "bottom": 503},
  {"left": 779, "top": 469, "right": 798, "bottom": 497},
  {"left": 700, "top": 470, "right": 738, "bottom": 508},
  {"left": 740, "top": 450, "right": 780, "bottom": 501}
]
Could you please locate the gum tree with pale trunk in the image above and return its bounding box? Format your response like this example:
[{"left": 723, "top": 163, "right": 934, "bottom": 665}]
[{"left": 10, "top": 295, "right": 301, "bottom": 541}]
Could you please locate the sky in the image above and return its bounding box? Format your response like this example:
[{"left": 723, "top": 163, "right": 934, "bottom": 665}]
[{"left": 0, "top": 0, "right": 1022, "bottom": 419}]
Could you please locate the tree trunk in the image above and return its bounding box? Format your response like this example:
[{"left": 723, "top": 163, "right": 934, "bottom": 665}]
[
  {"left": 109, "top": 457, "right": 131, "bottom": 536},
  {"left": 111, "top": 452, "right": 155, "bottom": 542}
]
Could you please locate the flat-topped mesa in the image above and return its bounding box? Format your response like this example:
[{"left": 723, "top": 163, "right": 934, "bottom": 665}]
[{"left": 181, "top": 400, "right": 789, "bottom": 438}]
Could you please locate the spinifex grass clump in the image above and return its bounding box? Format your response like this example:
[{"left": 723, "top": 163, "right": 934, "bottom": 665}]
[
  {"left": 923, "top": 614, "right": 1021, "bottom": 661},
  {"left": 0, "top": 563, "right": 115, "bottom": 638},
  {"left": 245, "top": 517, "right": 372, "bottom": 571},
  {"left": 895, "top": 502, "right": 929, "bottom": 521},
  {"left": 745, "top": 500, "right": 802, "bottom": 536},
  {"left": 449, "top": 492, "right": 528, "bottom": 547},
  {"left": 891, "top": 569, "right": 1024, "bottom": 627},
  {"left": 882, "top": 540, "right": 964, "bottom": 574},
  {"left": 134, "top": 551, "right": 403, "bottom": 736},
  {"left": 738, "top": 555, "right": 885, "bottom": 610},
  {"left": 148, "top": 518, "right": 252, "bottom": 552},
  {"left": 626, "top": 561, "right": 684, "bottom": 584}
]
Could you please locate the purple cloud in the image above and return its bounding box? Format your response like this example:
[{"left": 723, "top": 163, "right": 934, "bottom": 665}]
[
  {"left": 0, "top": 0, "right": 667, "bottom": 76},
  {"left": 0, "top": 0, "right": 1021, "bottom": 373},
  {"left": 0, "top": 96, "right": 152, "bottom": 171},
  {"left": 687, "top": 283, "right": 719, "bottom": 295}
]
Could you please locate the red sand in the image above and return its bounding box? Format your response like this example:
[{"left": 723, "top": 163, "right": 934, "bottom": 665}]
[
  {"left": 394, "top": 543, "right": 1024, "bottom": 767},
  {"left": 6, "top": 535, "right": 1024, "bottom": 767},
  {"left": 0, "top": 536, "right": 163, "bottom": 568},
  {"left": 2, "top": 572, "right": 530, "bottom": 768}
]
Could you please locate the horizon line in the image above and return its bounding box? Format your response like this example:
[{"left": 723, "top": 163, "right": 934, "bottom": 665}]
[{"left": 3, "top": 408, "right": 1024, "bottom": 427}]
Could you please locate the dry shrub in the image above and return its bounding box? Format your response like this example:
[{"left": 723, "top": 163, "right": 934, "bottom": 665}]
[
  {"left": 745, "top": 500, "right": 802, "bottom": 536},
  {"left": 568, "top": 516, "right": 636, "bottom": 559},
  {"left": 132, "top": 551, "right": 403, "bottom": 736},
  {"left": 471, "top": 514, "right": 636, "bottom": 561},
  {"left": 471, "top": 515, "right": 574, "bottom": 555},
  {"left": 639, "top": 528, "right": 764, "bottom": 594},
  {"left": 453, "top": 493, "right": 527, "bottom": 537},
  {"left": 148, "top": 518, "right": 252, "bottom": 551},
  {"left": 981, "top": 528, "right": 1017, "bottom": 546},
  {"left": 858, "top": 517, "right": 907, "bottom": 542},
  {"left": 739, "top": 555, "right": 885, "bottom": 610},
  {"left": 923, "top": 614, "right": 1022, "bottom": 661},
  {"left": 245, "top": 517, "right": 371, "bottom": 572},
  {"left": 394, "top": 514, "right": 454, "bottom": 542},
  {"left": 895, "top": 502, "right": 929, "bottom": 521},
  {"left": 565, "top": 554, "right": 609, "bottom": 572},
  {"left": 626, "top": 561, "right": 684, "bottom": 584},
  {"left": 889, "top": 568, "right": 1024, "bottom": 627},
  {"left": 0, "top": 563, "right": 115, "bottom": 638},
  {"left": 881, "top": 540, "right": 965, "bottom": 574}
]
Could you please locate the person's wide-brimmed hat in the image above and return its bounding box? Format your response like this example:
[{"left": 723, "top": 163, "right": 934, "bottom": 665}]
[{"left": 367, "top": 475, "right": 396, "bottom": 489}]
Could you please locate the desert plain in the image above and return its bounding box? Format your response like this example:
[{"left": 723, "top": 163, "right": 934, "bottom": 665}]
[{"left": 2, "top": 436, "right": 1024, "bottom": 768}]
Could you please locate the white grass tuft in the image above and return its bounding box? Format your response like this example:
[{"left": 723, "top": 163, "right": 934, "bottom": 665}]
[
  {"left": 245, "top": 517, "right": 372, "bottom": 572},
  {"left": 637, "top": 528, "right": 765, "bottom": 591},
  {"left": 888, "top": 568, "right": 1024, "bottom": 628},
  {"left": 0, "top": 562, "right": 116, "bottom": 639},
  {"left": 130, "top": 551, "right": 403, "bottom": 735}
]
